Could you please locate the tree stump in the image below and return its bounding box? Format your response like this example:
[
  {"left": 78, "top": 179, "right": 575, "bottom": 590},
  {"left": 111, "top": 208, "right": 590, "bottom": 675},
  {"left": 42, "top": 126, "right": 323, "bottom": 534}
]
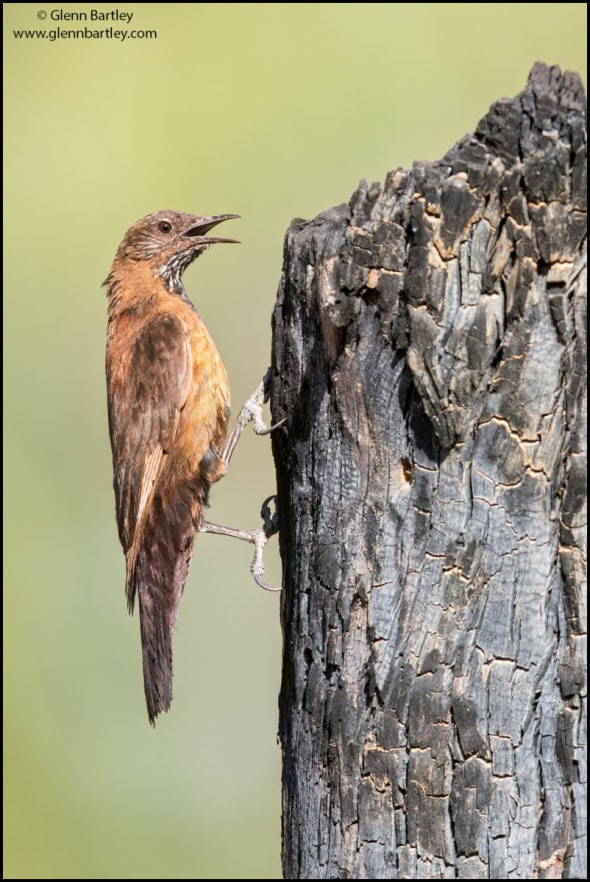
[{"left": 270, "top": 63, "right": 586, "bottom": 879}]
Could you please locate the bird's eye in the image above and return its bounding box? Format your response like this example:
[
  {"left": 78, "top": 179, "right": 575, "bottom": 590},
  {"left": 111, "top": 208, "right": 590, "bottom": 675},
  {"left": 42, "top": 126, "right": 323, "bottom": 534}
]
[{"left": 158, "top": 221, "right": 172, "bottom": 234}]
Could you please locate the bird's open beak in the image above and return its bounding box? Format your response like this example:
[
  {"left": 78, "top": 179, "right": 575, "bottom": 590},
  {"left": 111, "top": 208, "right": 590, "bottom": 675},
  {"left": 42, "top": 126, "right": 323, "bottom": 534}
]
[{"left": 183, "top": 214, "right": 241, "bottom": 244}]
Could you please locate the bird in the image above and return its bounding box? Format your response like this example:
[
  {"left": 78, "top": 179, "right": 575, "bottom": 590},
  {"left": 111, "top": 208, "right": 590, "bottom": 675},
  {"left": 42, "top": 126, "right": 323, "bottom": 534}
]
[{"left": 104, "top": 209, "right": 240, "bottom": 725}]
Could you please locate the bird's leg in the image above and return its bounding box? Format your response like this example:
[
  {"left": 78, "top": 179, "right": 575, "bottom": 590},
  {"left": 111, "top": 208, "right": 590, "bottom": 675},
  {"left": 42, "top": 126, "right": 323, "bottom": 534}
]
[
  {"left": 221, "top": 368, "right": 286, "bottom": 467},
  {"left": 200, "top": 496, "right": 281, "bottom": 592},
  {"left": 200, "top": 370, "right": 284, "bottom": 591}
]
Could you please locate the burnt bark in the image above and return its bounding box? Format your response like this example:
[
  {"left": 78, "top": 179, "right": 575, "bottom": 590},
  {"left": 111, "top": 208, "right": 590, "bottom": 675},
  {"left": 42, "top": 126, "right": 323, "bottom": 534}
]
[{"left": 270, "top": 64, "right": 586, "bottom": 879}]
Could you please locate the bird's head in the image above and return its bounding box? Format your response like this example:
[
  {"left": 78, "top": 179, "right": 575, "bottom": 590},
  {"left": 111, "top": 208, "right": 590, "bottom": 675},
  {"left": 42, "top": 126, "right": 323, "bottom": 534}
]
[{"left": 112, "top": 210, "right": 240, "bottom": 293}]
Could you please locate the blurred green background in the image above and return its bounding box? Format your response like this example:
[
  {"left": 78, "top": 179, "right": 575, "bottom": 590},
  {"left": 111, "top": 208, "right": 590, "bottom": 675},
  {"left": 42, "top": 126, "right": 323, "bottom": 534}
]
[{"left": 3, "top": 3, "right": 586, "bottom": 878}]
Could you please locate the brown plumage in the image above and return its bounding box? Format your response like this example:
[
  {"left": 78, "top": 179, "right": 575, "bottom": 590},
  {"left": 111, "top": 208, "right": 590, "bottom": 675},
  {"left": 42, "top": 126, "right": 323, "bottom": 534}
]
[{"left": 104, "top": 210, "right": 238, "bottom": 724}]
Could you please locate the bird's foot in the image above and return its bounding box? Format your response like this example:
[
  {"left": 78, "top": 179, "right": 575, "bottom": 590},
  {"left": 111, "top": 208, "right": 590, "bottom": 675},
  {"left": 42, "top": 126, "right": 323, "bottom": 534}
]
[
  {"left": 200, "top": 496, "right": 281, "bottom": 592},
  {"left": 221, "top": 369, "right": 286, "bottom": 465}
]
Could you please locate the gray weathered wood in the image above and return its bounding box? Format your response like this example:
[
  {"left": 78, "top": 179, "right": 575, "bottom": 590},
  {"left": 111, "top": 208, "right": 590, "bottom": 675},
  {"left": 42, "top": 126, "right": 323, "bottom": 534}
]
[{"left": 270, "top": 64, "right": 586, "bottom": 879}]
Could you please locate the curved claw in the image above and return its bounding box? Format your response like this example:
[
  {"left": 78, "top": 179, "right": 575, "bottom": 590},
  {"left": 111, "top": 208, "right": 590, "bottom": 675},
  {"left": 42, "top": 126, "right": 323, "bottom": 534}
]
[
  {"left": 251, "top": 497, "right": 281, "bottom": 591},
  {"left": 200, "top": 495, "right": 282, "bottom": 592},
  {"left": 255, "top": 417, "right": 287, "bottom": 437},
  {"left": 250, "top": 526, "right": 282, "bottom": 592}
]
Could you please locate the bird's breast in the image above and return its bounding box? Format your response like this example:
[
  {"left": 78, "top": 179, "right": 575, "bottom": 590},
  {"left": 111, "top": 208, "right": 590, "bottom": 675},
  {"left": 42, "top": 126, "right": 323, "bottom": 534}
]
[{"left": 179, "top": 314, "right": 230, "bottom": 474}]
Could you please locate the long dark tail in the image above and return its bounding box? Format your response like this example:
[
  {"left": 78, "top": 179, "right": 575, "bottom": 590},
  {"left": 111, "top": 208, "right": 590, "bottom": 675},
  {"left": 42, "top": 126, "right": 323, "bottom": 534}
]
[
  {"left": 138, "top": 582, "right": 175, "bottom": 725},
  {"left": 130, "top": 488, "right": 204, "bottom": 725},
  {"left": 138, "top": 583, "right": 183, "bottom": 726}
]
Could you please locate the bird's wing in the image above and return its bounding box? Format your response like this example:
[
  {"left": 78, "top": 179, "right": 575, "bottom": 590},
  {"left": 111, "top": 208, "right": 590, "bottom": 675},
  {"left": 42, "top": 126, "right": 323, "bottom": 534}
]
[{"left": 107, "top": 312, "right": 193, "bottom": 610}]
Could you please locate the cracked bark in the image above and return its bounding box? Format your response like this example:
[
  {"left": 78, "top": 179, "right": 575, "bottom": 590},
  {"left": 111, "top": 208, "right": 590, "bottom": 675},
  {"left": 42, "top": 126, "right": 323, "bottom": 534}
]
[{"left": 270, "top": 64, "right": 586, "bottom": 880}]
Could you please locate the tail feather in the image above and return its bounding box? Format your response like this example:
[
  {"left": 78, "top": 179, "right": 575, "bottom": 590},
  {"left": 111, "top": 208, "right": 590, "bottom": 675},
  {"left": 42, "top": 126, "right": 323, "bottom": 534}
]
[
  {"left": 138, "top": 580, "right": 175, "bottom": 725},
  {"left": 128, "top": 486, "right": 204, "bottom": 725}
]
